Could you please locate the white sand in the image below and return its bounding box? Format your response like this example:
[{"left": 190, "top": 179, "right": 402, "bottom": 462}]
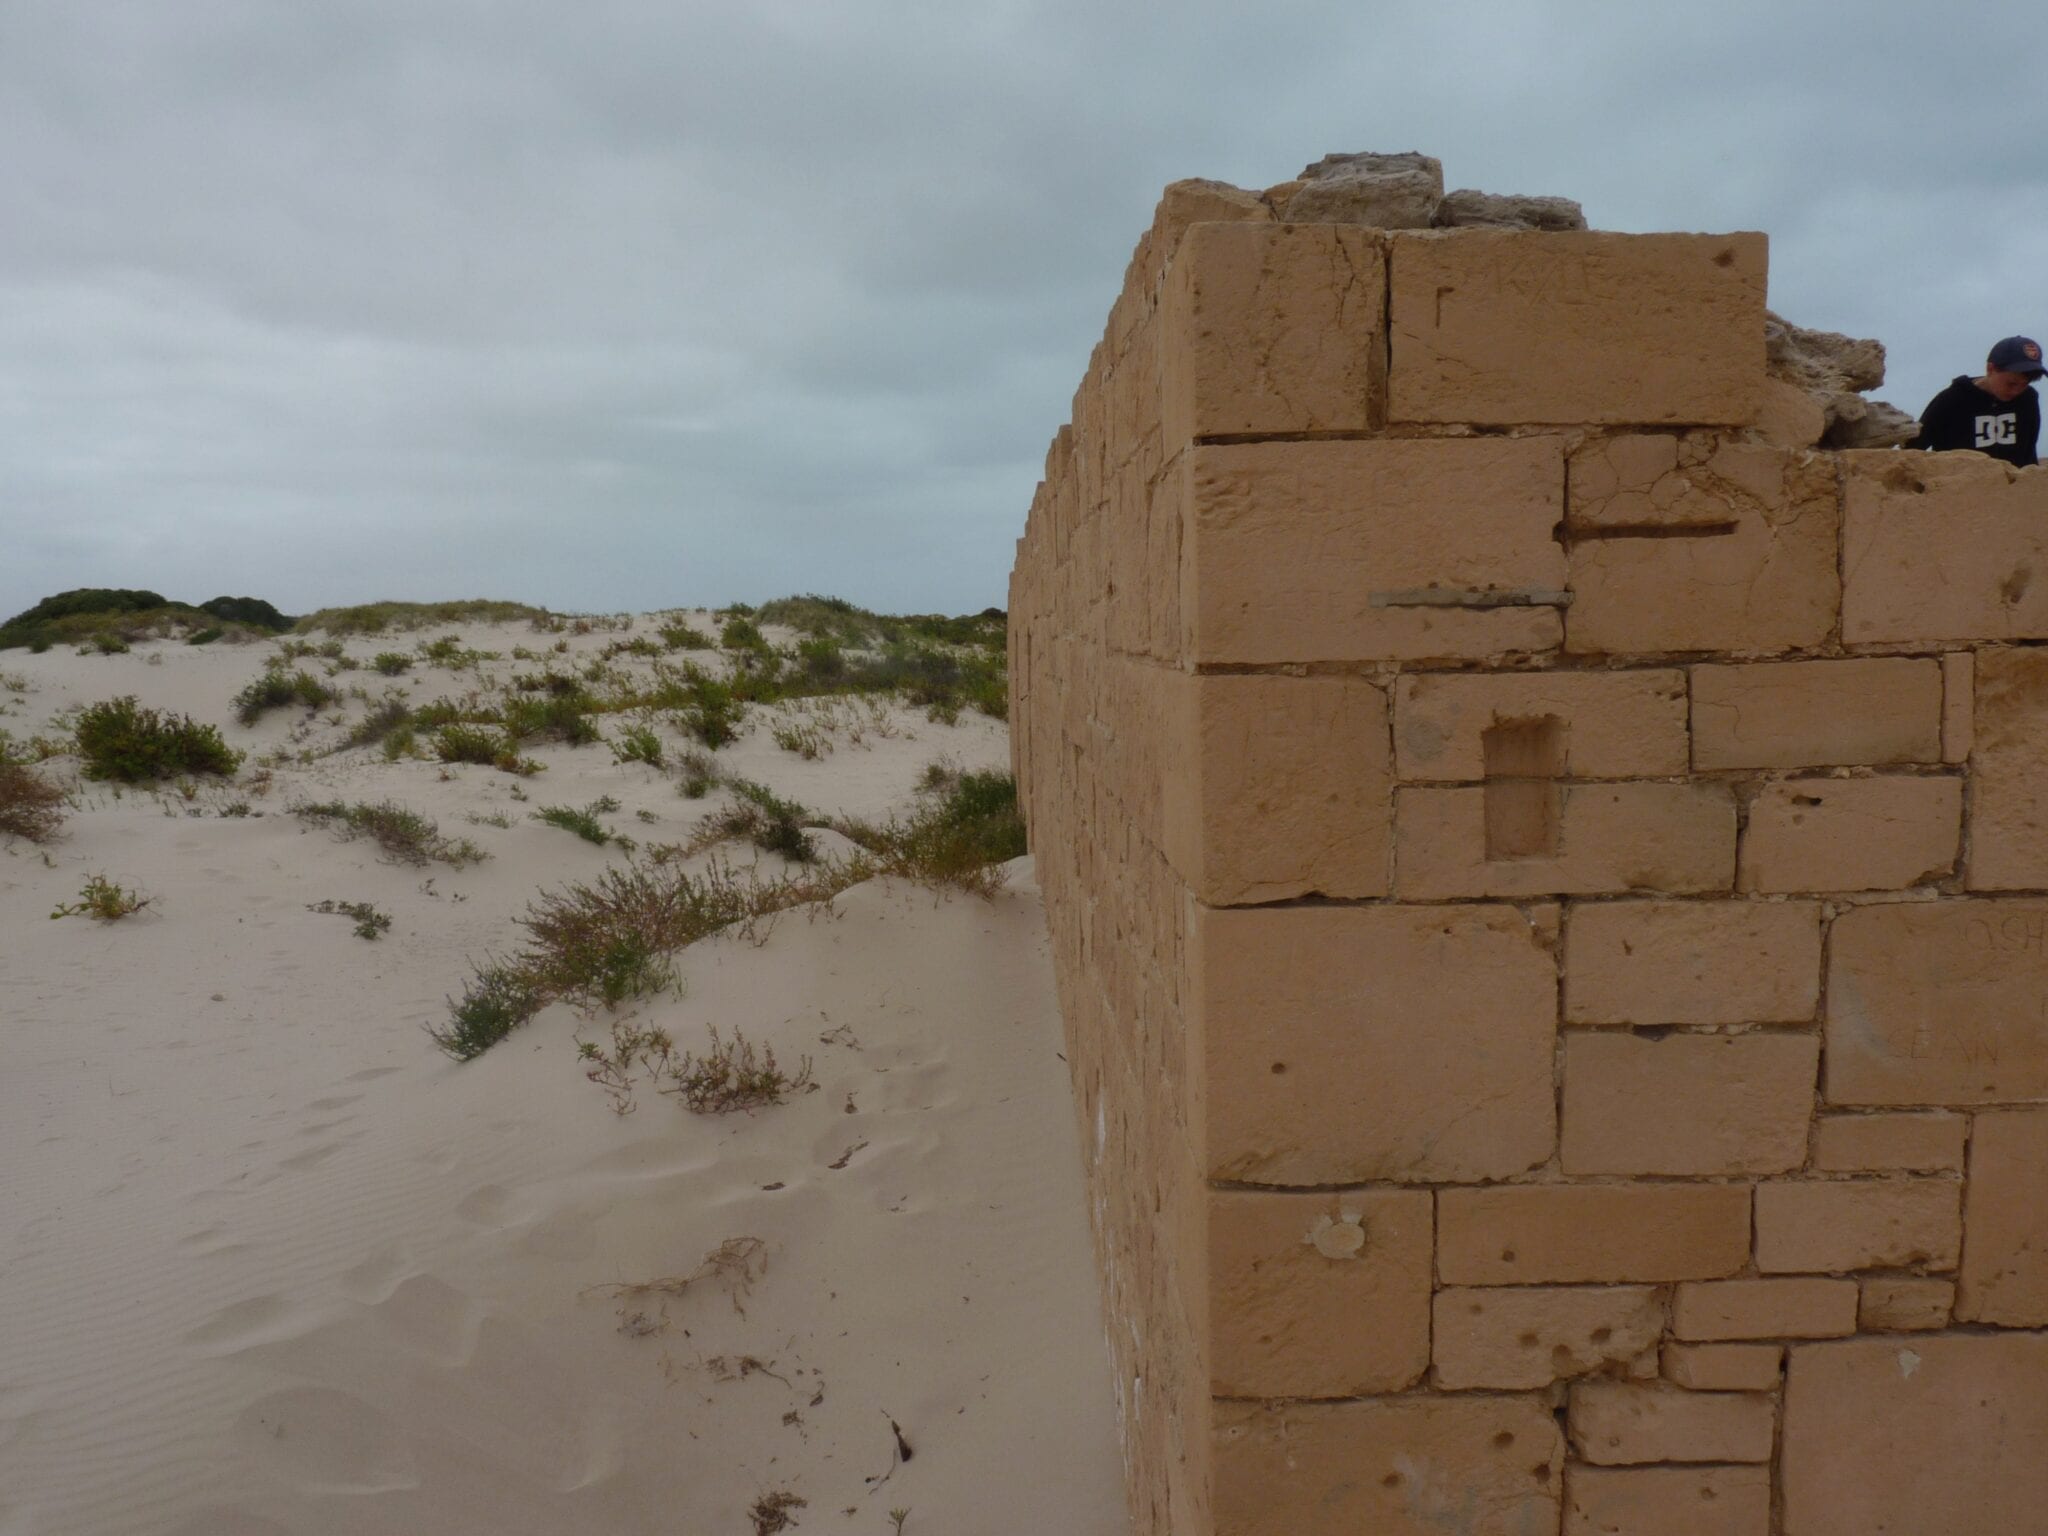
[{"left": 0, "top": 618, "right": 1123, "bottom": 1536}]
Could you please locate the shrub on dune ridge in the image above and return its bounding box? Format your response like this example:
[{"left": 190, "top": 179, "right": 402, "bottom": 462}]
[
  {"left": 232, "top": 665, "right": 335, "bottom": 725},
  {"left": 293, "top": 599, "right": 549, "bottom": 636}
]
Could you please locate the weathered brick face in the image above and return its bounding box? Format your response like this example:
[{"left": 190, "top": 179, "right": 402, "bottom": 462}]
[{"left": 1011, "top": 183, "right": 2048, "bottom": 1535}]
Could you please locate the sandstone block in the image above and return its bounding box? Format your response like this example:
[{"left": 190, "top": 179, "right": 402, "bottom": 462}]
[
  {"left": 1859, "top": 1276, "right": 1954, "bottom": 1332},
  {"left": 1671, "top": 1277, "right": 1858, "bottom": 1341},
  {"left": 1431, "top": 1286, "right": 1666, "bottom": 1391},
  {"left": 1394, "top": 782, "right": 1735, "bottom": 900},
  {"left": 1161, "top": 673, "right": 1389, "bottom": 906},
  {"left": 1753, "top": 1179, "right": 1962, "bottom": 1273},
  {"left": 1568, "top": 1382, "right": 1776, "bottom": 1465},
  {"left": 1209, "top": 1189, "right": 1430, "bottom": 1397},
  {"left": 1841, "top": 450, "right": 2048, "bottom": 642},
  {"left": 1212, "top": 1395, "right": 1561, "bottom": 1536},
  {"left": 1956, "top": 1106, "right": 2048, "bottom": 1326},
  {"left": 1561, "top": 1031, "right": 1817, "bottom": 1176},
  {"left": 1826, "top": 900, "right": 2048, "bottom": 1105},
  {"left": 1691, "top": 658, "right": 1942, "bottom": 769},
  {"left": 1662, "top": 1342, "right": 1784, "bottom": 1392},
  {"left": 1392, "top": 669, "right": 1688, "bottom": 781},
  {"left": 1438, "top": 1184, "right": 1751, "bottom": 1285},
  {"left": 1564, "top": 899, "right": 1821, "bottom": 1025},
  {"left": 1968, "top": 647, "right": 2048, "bottom": 889},
  {"left": 1738, "top": 775, "right": 1961, "bottom": 893},
  {"left": 1811, "top": 1112, "right": 1967, "bottom": 1173},
  {"left": 1565, "top": 436, "right": 1839, "bottom": 654},
  {"left": 1180, "top": 437, "right": 1565, "bottom": 665},
  {"left": 1783, "top": 1334, "right": 2048, "bottom": 1536},
  {"left": 1159, "top": 222, "right": 1384, "bottom": 446},
  {"left": 1388, "top": 231, "right": 1766, "bottom": 425},
  {"left": 1943, "top": 650, "right": 1973, "bottom": 762},
  {"left": 1565, "top": 1465, "right": 1772, "bottom": 1536},
  {"left": 1198, "top": 904, "right": 1556, "bottom": 1185},
  {"left": 1754, "top": 376, "right": 1828, "bottom": 449}
]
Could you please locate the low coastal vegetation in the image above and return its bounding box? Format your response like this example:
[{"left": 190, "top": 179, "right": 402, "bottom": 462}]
[
  {"left": 0, "top": 755, "right": 68, "bottom": 842},
  {"left": 74, "top": 697, "right": 242, "bottom": 782},
  {"left": 49, "top": 874, "right": 152, "bottom": 922},
  {"left": 293, "top": 799, "right": 487, "bottom": 868},
  {"left": 0, "top": 588, "right": 291, "bottom": 651},
  {"left": 431, "top": 767, "right": 1026, "bottom": 1062}
]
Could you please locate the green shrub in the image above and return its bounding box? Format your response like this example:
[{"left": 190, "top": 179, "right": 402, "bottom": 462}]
[
  {"left": 307, "top": 898, "right": 392, "bottom": 939},
  {"left": 659, "top": 621, "right": 713, "bottom": 650},
  {"left": 87, "top": 633, "right": 130, "bottom": 656},
  {"left": 186, "top": 626, "right": 225, "bottom": 646},
  {"left": 371, "top": 652, "right": 412, "bottom": 675},
  {"left": 533, "top": 797, "right": 619, "bottom": 845},
  {"left": 672, "top": 667, "right": 745, "bottom": 748},
  {"left": 433, "top": 722, "right": 503, "bottom": 766},
  {"left": 75, "top": 696, "right": 242, "bottom": 782},
  {"left": 701, "top": 779, "right": 815, "bottom": 863},
  {"left": 295, "top": 599, "right": 547, "bottom": 636},
  {"left": 50, "top": 874, "right": 151, "bottom": 921},
  {"left": 343, "top": 695, "right": 412, "bottom": 750},
  {"left": 720, "top": 616, "right": 768, "bottom": 653},
  {"left": 431, "top": 962, "right": 544, "bottom": 1060},
  {"left": 199, "top": 595, "right": 292, "bottom": 630},
  {"left": 294, "top": 799, "right": 487, "bottom": 866},
  {"left": 501, "top": 692, "right": 600, "bottom": 746},
  {"left": 232, "top": 666, "right": 335, "bottom": 725},
  {"left": 609, "top": 723, "right": 665, "bottom": 768},
  {"left": 831, "top": 769, "right": 1024, "bottom": 896},
  {"left": 676, "top": 748, "right": 719, "bottom": 798}
]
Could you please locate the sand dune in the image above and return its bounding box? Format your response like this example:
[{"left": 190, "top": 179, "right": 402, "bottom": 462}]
[{"left": 0, "top": 617, "right": 1123, "bottom": 1535}]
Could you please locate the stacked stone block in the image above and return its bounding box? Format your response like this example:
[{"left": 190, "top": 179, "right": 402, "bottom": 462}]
[{"left": 1010, "top": 179, "right": 2048, "bottom": 1535}]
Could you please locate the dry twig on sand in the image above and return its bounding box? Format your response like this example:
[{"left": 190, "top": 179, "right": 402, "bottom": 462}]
[{"left": 584, "top": 1235, "right": 768, "bottom": 1318}]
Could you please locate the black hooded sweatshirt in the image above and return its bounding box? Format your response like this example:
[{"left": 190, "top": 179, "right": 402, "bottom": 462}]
[{"left": 1913, "top": 375, "right": 2040, "bottom": 467}]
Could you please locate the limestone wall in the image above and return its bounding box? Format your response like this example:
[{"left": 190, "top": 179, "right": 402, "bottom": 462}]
[{"left": 1010, "top": 176, "right": 2048, "bottom": 1535}]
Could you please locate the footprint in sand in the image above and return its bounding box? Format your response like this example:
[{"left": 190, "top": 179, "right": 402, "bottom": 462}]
[
  {"left": 338, "top": 1244, "right": 414, "bottom": 1305},
  {"left": 455, "top": 1184, "right": 516, "bottom": 1226},
  {"left": 183, "top": 1294, "right": 305, "bottom": 1354},
  {"left": 345, "top": 1067, "right": 401, "bottom": 1084},
  {"left": 234, "top": 1387, "right": 419, "bottom": 1494},
  {"left": 370, "top": 1274, "right": 483, "bottom": 1366},
  {"left": 305, "top": 1094, "right": 361, "bottom": 1112},
  {"left": 168, "top": 1509, "right": 294, "bottom": 1536}
]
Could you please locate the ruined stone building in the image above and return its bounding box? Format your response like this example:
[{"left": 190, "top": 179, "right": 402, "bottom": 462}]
[{"left": 1009, "top": 155, "right": 2048, "bottom": 1535}]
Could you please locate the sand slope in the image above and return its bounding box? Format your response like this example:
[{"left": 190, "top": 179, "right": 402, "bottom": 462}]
[{"left": 0, "top": 620, "right": 1122, "bottom": 1536}]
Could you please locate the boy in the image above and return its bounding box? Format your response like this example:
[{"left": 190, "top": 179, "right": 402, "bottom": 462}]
[{"left": 1913, "top": 336, "right": 2046, "bottom": 467}]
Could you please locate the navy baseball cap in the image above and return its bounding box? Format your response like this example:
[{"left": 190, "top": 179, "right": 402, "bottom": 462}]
[{"left": 1989, "top": 336, "right": 2047, "bottom": 375}]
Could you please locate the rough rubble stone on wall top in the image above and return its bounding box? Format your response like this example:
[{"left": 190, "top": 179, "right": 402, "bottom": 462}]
[
  {"left": 1434, "top": 187, "right": 1588, "bottom": 230},
  {"left": 1388, "top": 230, "right": 1767, "bottom": 425},
  {"left": 1276, "top": 150, "right": 1444, "bottom": 227},
  {"left": 1157, "top": 220, "right": 1384, "bottom": 445}
]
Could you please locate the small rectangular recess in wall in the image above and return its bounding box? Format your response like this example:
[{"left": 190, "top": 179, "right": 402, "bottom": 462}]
[{"left": 1482, "top": 715, "right": 1564, "bottom": 859}]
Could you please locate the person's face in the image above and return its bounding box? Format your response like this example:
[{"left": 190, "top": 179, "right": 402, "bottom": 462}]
[{"left": 1983, "top": 366, "right": 2040, "bottom": 402}]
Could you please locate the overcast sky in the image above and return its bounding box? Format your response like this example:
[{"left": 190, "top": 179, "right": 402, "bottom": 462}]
[{"left": 2, "top": 2, "right": 2043, "bottom": 622}]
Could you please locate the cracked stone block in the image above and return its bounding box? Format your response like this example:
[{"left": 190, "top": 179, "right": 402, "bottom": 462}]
[{"left": 1158, "top": 221, "right": 1384, "bottom": 445}]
